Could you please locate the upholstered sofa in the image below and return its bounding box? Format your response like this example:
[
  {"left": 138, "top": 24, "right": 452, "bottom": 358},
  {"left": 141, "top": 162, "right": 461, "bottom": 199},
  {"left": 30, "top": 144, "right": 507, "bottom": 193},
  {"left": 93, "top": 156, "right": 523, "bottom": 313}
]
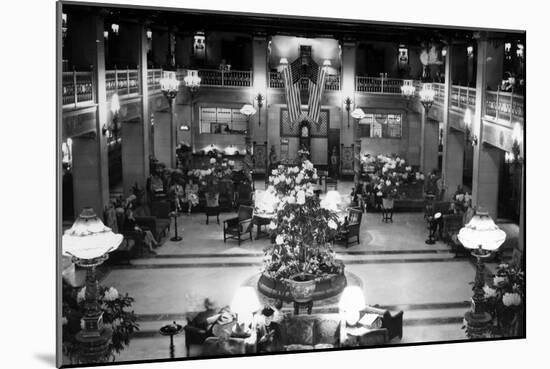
[{"left": 276, "top": 313, "right": 345, "bottom": 351}]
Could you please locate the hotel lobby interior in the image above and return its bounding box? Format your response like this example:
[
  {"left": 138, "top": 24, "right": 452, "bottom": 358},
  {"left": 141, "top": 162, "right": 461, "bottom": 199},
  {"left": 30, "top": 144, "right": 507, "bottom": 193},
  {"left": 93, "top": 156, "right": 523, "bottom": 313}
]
[{"left": 57, "top": 2, "right": 526, "bottom": 366}]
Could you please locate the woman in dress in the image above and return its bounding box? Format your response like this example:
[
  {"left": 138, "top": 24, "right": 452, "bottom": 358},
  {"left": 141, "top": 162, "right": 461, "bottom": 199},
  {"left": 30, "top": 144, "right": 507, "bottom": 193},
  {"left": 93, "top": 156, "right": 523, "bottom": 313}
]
[
  {"left": 185, "top": 178, "right": 200, "bottom": 214},
  {"left": 124, "top": 202, "right": 158, "bottom": 254}
]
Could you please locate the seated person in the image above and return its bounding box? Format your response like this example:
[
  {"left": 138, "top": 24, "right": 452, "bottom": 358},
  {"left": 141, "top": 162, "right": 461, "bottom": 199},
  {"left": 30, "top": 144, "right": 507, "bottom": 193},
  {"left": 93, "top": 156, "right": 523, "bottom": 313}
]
[
  {"left": 124, "top": 202, "right": 158, "bottom": 255},
  {"left": 190, "top": 298, "right": 234, "bottom": 336},
  {"left": 256, "top": 306, "right": 282, "bottom": 353},
  {"left": 148, "top": 172, "right": 165, "bottom": 197},
  {"left": 168, "top": 177, "right": 185, "bottom": 212},
  {"left": 351, "top": 181, "right": 366, "bottom": 212},
  {"left": 184, "top": 179, "right": 200, "bottom": 214}
]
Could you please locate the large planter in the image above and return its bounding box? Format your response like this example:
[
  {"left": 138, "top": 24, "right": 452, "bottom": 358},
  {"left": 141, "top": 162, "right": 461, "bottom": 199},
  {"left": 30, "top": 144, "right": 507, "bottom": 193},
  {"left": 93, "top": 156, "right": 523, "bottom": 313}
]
[
  {"left": 257, "top": 272, "right": 347, "bottom": 302},
  {"left": 287, "top": 273, "right": 317, "bottom": 303}
]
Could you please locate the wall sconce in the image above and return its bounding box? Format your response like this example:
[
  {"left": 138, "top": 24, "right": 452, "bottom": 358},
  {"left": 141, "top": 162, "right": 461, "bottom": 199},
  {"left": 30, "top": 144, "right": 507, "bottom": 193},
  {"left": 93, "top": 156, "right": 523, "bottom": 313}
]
[
  {"left": 516, "top": 44, "right": 524, "bottom": 59},
  {"left": 103, "top": 93, "right": 121, "bottom": 138},
  {"left": 401, "top": 79, "right": 416, "bottom": 99},
  {"left": 103, "top": 31, "right": 109, "bottom": 40},
  {"left": 344, "top": 97, "right": 353, "bottom": 128},
  {"left": 111, "top": 23, "right": 119, "bottom": 35},
  {"left": 255, "top": 93, "right": 264, "bottom": 127},
  {"left": 279, "top": 57, "right": 289, "bottom": 65},
  {"left": 62, "top": 13, "right": 68, "bottom": 39},
  {"left": 467, "top": 45, "right": 474, "bottom": 58},
  {"left": 441, "top": 48, "right": 447, "bottom": 57},
  {"left": 179, "top": 124, "right": 190, "bottom": 131},
  {"left": 419, "top": 83, "right": 435, "bottom": 111},
  {"left": 511, "top": 122, "right": 523, "bottom": 163},
  {"left": 323, "top": 59, "right": 331, "bottom": 68},
  {"left": 463, "top": 108, "right": 477, "bottom": 146},
  {"left": 146, "top": 29, "right": 152, "bottom": 40}
]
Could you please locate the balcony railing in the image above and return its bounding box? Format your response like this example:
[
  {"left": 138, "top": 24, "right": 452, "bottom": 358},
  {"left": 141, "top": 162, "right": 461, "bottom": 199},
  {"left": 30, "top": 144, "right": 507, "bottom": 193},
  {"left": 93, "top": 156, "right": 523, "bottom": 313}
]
[
  {"left": 105, "top": 68, "right": 139, "bottom": 98},
  {"left": 62, "top": 70, "right": 95, "bottom": 107},
  {"left": 356, "top": 76, "right": 405, "bottom": 94},
  {"left": 485, "top": 89, "right": 524, "bottom": 123},
  {"left": 181, "top": 69, "right": 253, "bottom": 88},
  {"left": 147, "top": 69, "right": 163, "bottom": 92},
  {"left": 269, "top": 72, "right": 340, "bottom": 90}
]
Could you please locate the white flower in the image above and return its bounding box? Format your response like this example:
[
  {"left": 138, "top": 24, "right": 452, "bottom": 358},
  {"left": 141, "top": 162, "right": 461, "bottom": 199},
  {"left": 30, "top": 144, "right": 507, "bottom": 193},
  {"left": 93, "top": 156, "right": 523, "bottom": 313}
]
[
  {"left": 377, "top": 184, "right": 382, "bottom": 190},
  {"left": 377, "top": 191, "right": 383, "bottom": 197},
  {"left": 287, "top": 196, "right": 296, "bottom": 204},
  {"left": 103, "top": 287, "right": 119, "bottom": 301},
  {"left": 269, "top": 221, "right": 277, "bottom": 230},
  {"left": 312, "top": 173, "right": 318, "bottom": 180},
  {"left": 285, "top": 177, "right": 292, "bottom": 185},
  {"left": 275, "top": 235, "right": 284, "bottom": 245},
  {"left": 382, "top": 167, "right": 387, "bottom": 173},
  {"left": 228, "top": 160, "right": 235, "bottom": 166},
  {"left": 296, "top": 174, "right": 303, "bottom": 184},
  {"left": 77, "top": 287, "right": 86, "bottom": 303},
  {"left": 419, "top": 174, "right": 425, "bottom": 180},
  {"left": 210, "top": 158, "right": 216, "bottom": 164},
  {"left": 406, "top": 166, "right": 412, "bottom": 172},
  {"left": 222, "top": 163, "right": 227, "bottom": 167},
  {"left": 272, "top": 169, "right": 278, "bottom": 175},
  {"left": 483, "top": 285, "right": 497, "bottom": 298},
  {"left": 386, "top": 180, "right": 391, "bottom": 186},
  {"left": 328, "top": 220, "right": 338, "bottom": 230},
  {"left": 502, "top": 292, "right": 522, "bottom": 307},
  {"left": 415, "top": 173, "right": 420, "bottom": 180},
  {"left": 61, "top": 316, "right": 68, "bottom": 326},
  {"left": 456, "top": 194, "right": 465, "bottom": 202},
  {"left": 493, "top": 276, "right": 507, "bottom": 286},
  {"left": 296, "top": 190, "right": 306, "bottom": 205}
]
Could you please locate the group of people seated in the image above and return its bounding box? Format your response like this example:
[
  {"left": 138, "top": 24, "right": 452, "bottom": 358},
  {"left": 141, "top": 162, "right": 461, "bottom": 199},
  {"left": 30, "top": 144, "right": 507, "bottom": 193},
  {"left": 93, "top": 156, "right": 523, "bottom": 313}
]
[
  {"left": 188, "top": 298, "right": 284, "bottom": 353},
  {"left": 104, "top": 192, "right": 160, "bottom": 255}
]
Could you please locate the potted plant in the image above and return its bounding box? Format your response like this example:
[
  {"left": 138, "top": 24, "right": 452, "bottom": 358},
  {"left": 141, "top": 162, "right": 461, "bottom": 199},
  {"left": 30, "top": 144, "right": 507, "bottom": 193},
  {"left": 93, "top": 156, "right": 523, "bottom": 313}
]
[
  {"left": 61, "top": 281, "right": 139, "bottom": 364},
  {"left": 260, "top": 160, "right": 345, "bottom": 302}
]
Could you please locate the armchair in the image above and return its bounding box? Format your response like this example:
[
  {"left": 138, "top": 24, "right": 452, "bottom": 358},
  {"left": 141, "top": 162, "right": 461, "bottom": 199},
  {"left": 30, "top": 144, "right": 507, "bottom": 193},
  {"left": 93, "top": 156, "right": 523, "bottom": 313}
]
[
  {"left": 135, "top": 201, "right": 171, "bottom": 241},
  {"left": 337, "top": 209, "right": 363, "bottom": 247},
  {"left": 184, "top": 318, "right": 212, "bottom": 357},
  {"left": 223, "top": 206, "right": 253, "bottom": 245},
  {"left": 362, "top": 305, "right": 403, "bottom": 341}
]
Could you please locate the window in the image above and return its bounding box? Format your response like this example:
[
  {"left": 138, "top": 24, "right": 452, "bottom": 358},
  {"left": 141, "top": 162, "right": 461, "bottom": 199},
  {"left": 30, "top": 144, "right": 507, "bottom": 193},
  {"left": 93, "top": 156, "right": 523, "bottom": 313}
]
[
  {"left": 358, "top": 112, "right": 402, "bottom": 138},
  {"left": 199, "top": 107, "right": 248, "bottom": 134}
]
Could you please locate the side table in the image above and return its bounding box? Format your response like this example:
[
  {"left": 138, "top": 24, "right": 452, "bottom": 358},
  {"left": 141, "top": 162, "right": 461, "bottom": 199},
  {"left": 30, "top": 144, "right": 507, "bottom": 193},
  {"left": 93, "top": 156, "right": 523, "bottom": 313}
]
[{"left": 159, "top": 321, "right": 184, "bottom": 358}]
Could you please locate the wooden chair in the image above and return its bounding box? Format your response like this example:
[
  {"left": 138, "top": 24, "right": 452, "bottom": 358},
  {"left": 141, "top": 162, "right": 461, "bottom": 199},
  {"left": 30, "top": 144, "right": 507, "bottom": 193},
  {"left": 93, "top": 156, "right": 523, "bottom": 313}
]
[
  {"left": 223, "top": 206, "right": 254, "bottom": 245},
  {"left": 205, "top": 193, "right": 220, "bottom": 225},
  {"left": 337, "top": 208, "right": 363, "bottom": 247},
  {"left": 325, "top": 177, "right": 338, "bottom": 192},
  {"left": 235, "top": 182, "right": 253, "bottom": 207}
]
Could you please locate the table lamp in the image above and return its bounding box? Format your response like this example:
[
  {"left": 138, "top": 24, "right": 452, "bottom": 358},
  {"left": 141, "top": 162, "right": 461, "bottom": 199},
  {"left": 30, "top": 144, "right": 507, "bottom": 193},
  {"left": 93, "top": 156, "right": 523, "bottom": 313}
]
[
  {"left": 230, "top": 287, "right": 261, "bottom": 336},
  {"left": 458, "top": 211, "right": 506, "bottom": 337},
  {"left": 339, "top": 286, "right": 366, "bottom": 326}
]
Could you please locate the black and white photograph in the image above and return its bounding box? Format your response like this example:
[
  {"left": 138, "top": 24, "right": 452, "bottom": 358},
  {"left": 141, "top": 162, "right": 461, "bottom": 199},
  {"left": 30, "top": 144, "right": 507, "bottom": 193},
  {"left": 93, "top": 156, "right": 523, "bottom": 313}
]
[
  {"left": 5, "top": 1, "right": 546, "bottom": 368},
  {"left": 55, "top": 0, "right": 529, "bottom": 366}
]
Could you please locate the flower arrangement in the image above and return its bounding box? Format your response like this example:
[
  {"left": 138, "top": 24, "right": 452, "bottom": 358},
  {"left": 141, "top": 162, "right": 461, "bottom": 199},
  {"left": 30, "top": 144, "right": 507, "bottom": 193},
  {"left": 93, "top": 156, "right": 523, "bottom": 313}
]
[
  {"left": 262, "top": 161, "right": 344, "bottom": 280},
  {"left": 62, "top": 281, "right": 139, "bottom": 363},
  {"left": 188, "top": 155, "right": 234, "bottom": 193},
  {"left": 482, "top": 263, "right": 525, "bottom": 337}
]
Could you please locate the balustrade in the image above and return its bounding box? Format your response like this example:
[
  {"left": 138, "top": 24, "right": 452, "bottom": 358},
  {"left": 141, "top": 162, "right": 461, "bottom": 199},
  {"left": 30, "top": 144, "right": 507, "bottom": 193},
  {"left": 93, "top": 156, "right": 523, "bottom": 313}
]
[
  {"left": 62, "top": 70, "right": 95, "bottom": 107},
  {"left": 485, "top": 89, "right": 524, "bottom": 123},
  {"left": 105, "top": 68, "right": 139, "bottom": 97},
  {"left": 268, "top": 72, "right": 340, "bottom": 90}
]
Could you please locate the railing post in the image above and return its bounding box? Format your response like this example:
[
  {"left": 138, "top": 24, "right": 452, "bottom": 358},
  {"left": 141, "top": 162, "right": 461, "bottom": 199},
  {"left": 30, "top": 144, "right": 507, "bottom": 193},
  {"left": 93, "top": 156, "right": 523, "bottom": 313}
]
[
  {"left": 114, "top": 66, "right": 118, "bottom": 96},
  {"left": 466, "top": 87, "right": 469, "bottom": 111},
  {"left": 510, "top": 87, "right": 514, "bottom": 123},
  {"left": 495, "top": 87, "right": 500, "bottom": 121},
  {"left": 127, "top": 67, "right": 130, "bottom": 95},
  {"left": 221, "top": 70, "right": 224, "bottom": 87},
  {"left": 91, "top": 65, "right": 96, "bottom": 104},
  {"left": 73, "top": 67, "right": 78, "bottom": 108}
]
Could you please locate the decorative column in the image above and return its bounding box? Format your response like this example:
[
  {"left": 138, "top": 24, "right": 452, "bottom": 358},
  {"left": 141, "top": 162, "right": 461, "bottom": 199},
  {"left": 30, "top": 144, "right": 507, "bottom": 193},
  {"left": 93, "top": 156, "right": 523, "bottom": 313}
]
[
  {"left": 122, "top": 23, "right": 150, "bottom": 195},
  {"left": 252, "top": 35, "right": 268, "bottom": 142},
  {"left": 471, "top": 35, "right": 500, "bottom": 218},
  {"left": 69, "top": 12, "right": 109, "bottom": 217},
  {"left": 340, "top": 40, "right": 356, "bottom": 148},
  {"left": 440, "top": 42, "right": 453, "bottom": 198}
]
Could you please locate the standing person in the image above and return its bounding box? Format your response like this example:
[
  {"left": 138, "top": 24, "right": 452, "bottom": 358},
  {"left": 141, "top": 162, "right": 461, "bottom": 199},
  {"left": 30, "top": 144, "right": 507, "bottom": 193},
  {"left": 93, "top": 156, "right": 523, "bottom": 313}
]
[{"left": 330, "top": 147, "right": 339, "bottom": 179}]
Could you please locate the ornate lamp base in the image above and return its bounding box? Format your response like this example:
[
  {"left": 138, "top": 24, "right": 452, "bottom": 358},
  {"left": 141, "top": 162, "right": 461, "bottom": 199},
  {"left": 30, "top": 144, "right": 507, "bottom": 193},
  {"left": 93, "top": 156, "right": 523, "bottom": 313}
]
[
  {"left": 76, "top": 327, "right": 112, "bottom": 363},
  {"left": 464, "top": 311, "right": 492, "bottom": 338}
]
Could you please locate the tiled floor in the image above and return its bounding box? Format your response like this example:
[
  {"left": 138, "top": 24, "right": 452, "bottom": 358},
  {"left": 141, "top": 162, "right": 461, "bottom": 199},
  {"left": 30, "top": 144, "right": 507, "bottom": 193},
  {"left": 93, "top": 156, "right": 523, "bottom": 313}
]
[{"left": 65, "top": 179, "right": 490, "bottom": 365}]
